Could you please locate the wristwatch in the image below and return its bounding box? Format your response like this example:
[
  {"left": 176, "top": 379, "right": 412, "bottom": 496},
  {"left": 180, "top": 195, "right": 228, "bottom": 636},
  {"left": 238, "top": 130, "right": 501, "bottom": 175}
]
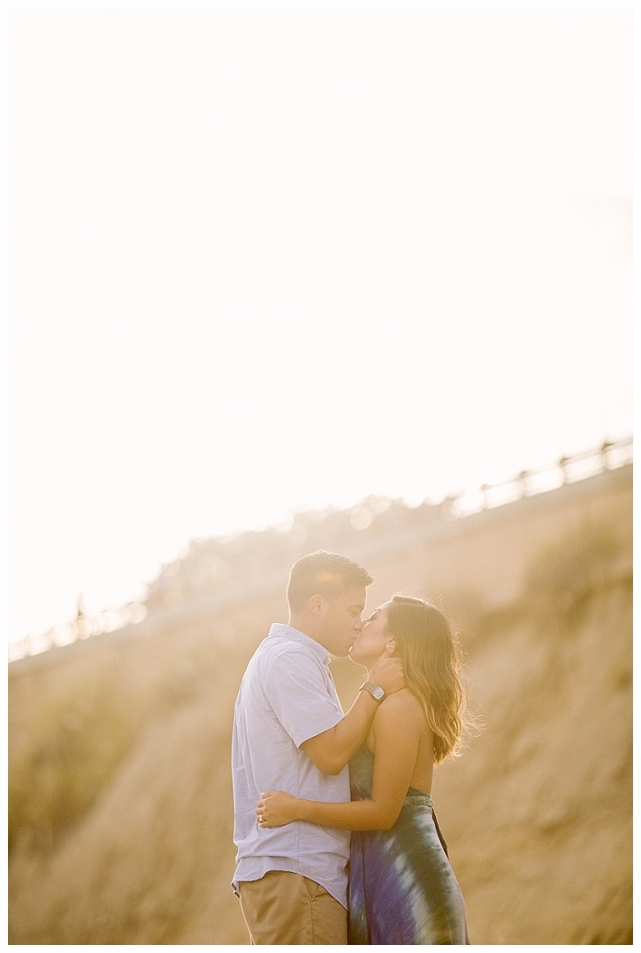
[{"left": 360, "top": 681, "right": 386, "bottom": 703}]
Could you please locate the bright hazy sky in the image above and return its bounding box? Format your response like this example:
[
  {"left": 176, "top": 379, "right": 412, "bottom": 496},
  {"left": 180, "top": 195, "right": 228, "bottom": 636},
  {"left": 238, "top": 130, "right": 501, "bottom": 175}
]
[{"left": 9, "top": 6, "right": 632, "bottom": 644}]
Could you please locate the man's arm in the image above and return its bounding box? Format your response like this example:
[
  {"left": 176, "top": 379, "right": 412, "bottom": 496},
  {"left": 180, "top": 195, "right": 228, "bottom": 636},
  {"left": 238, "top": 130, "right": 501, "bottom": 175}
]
[
  {"left": 260, "top": 694, "right": 421, "bottom": 828},
  {"left": 300, "top": 645, "right": 404, "bottom": 775}
]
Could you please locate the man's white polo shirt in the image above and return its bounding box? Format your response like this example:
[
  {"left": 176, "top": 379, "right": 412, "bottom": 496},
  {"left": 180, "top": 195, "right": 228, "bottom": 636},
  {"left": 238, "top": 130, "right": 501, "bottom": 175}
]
[{"left": 231, "top": 623, "right": 351, "bottom": 908}]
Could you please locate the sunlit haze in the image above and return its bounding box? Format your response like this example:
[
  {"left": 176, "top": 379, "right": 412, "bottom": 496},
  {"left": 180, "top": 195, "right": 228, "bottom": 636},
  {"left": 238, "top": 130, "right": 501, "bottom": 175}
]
[{"left": 9, "top": 8, "right": 632, "bottom": 644}]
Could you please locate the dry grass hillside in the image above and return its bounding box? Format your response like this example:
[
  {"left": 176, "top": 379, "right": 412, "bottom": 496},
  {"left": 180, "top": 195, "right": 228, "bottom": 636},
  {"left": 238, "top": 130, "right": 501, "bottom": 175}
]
[{"left": 8, "top": 463, "right": 632, "bottom": 944}]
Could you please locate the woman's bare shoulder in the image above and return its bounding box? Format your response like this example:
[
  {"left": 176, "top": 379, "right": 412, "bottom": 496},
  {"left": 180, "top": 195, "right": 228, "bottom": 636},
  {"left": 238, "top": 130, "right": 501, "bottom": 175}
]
[{"left": 376, "top": 688, "right": 424, "bottom": 722}]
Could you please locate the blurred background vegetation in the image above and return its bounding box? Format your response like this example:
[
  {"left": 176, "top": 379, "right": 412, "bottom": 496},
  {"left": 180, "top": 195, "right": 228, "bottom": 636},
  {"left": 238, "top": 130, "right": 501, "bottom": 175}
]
[{"left": 8, "top": 458, "right": 632, "bottom": 944}]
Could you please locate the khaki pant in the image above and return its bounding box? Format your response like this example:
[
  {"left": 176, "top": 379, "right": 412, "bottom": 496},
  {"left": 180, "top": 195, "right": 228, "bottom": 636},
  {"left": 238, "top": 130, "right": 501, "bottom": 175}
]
[{"left": 238, "top": 870, "right": 348, "bottom": 945}]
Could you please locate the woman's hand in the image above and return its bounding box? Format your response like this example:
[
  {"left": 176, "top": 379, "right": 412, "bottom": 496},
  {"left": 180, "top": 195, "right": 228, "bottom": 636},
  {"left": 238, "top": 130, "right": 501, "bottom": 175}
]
[{"left": 256, "top": 790, "right": 301, "bottom": 827}]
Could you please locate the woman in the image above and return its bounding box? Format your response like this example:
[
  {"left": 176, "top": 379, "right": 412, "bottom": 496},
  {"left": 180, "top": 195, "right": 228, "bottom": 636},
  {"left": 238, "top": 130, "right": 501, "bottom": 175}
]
[{"left": 257, "top": 595, "right": 471, "bottom": 945}]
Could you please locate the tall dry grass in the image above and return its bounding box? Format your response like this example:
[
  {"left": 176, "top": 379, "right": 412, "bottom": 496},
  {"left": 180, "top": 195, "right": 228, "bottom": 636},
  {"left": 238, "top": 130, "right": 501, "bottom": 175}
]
[{"left": 9, "top": 470, "right": 632, "bottom": 944}]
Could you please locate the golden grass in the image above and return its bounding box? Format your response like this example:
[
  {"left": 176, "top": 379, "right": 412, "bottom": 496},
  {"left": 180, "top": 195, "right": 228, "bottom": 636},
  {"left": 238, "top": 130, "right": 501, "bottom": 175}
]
[{"left": 8, "top": 470, "right": 632, "bottom": 944}]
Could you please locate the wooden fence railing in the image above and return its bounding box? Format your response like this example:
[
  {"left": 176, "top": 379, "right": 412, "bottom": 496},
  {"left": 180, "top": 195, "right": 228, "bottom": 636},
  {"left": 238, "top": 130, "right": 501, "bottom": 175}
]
[{"left": 8, "top": 435, "right": 632, "bottom": 664}]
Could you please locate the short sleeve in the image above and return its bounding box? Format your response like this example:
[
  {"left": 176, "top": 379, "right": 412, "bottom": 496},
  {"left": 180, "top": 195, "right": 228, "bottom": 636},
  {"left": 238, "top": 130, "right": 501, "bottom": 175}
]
[{"left": 263, "top": 647, "right": 344, "bottom": 748}]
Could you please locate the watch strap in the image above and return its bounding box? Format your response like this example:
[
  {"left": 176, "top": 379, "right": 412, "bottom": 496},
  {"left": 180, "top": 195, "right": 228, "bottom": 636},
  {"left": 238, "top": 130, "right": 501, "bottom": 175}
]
[{"left": 359, "top": 680, "right": 386, "bottom": 703}]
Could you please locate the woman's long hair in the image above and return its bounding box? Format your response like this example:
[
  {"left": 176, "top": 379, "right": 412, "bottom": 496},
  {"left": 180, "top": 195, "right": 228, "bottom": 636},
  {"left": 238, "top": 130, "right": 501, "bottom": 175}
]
[{"left": 386, "top": 595, "right": 466, "bottom": 764}]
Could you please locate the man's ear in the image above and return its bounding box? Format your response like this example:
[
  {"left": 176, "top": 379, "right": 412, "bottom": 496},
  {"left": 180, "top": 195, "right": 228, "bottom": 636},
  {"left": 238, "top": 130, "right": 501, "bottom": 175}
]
[{"left": 309, "top": 594, "right": 325, "bottom": 615}]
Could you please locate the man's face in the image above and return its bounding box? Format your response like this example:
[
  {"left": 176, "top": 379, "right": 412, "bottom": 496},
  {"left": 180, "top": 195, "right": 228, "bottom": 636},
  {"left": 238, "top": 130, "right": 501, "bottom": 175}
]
[
  {"left": 316, "top": 586, "right": 367, "bottom": 657},
  {"left": 349, "top": 603, "right": 392, "bottom": 668}
]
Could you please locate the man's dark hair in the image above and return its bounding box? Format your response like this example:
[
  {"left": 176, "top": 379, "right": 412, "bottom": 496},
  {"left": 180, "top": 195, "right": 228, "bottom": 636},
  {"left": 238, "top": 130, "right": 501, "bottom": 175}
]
[{"left": 286, "top": 551, "right": 373, "bottom": 613}]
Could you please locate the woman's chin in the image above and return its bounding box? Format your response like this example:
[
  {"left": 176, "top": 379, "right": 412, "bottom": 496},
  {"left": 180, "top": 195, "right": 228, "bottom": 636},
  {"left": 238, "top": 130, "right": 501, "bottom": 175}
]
[{"left": 349, "top": 649, "right": 370, "bottom": 668}]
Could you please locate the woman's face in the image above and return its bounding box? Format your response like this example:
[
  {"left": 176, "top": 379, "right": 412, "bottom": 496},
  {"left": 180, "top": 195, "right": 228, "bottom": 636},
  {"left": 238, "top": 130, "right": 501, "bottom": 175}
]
[{"left": 349, "top": 603, "right": 394, "bottom": 668}]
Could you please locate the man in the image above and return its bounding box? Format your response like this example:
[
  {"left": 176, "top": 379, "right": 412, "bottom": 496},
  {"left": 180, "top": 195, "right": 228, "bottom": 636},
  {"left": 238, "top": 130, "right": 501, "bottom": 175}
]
[{"left": 231, "top": 550, "right": 404, "bottom": 944}]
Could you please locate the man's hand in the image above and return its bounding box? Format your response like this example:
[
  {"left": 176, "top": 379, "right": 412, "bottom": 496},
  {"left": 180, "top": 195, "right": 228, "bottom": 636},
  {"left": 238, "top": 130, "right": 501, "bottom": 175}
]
[
  {"left": 367, "top": 642, "right": 405, "bottom": 696},
  {"left": 301, "top": 646, "right": 405, "bottom": 775}
]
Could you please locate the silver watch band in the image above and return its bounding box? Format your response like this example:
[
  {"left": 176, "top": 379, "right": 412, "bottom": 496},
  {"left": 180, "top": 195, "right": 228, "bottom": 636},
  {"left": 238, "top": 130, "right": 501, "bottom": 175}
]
[{"left": 360, "top": 680, "right": 386, "bottom": 702}]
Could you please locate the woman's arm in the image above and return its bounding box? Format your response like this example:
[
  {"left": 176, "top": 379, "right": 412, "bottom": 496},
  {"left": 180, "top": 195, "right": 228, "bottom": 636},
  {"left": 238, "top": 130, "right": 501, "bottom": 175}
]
[{"left": 258, "top": 694, "right": 421, "bottom": 831}]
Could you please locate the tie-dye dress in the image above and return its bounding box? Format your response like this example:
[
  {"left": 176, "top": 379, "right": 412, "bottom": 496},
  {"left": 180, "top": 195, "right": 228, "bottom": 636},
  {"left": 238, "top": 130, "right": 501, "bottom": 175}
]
[{"left": 348, "top": 745, "right": 471, "bottom": 945}]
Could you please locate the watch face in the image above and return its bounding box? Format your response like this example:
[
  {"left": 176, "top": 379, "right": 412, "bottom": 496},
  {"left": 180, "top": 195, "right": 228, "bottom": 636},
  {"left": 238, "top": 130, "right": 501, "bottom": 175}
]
[{"left": 372, "top": 685, "right": 385, "bottom": 701}]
